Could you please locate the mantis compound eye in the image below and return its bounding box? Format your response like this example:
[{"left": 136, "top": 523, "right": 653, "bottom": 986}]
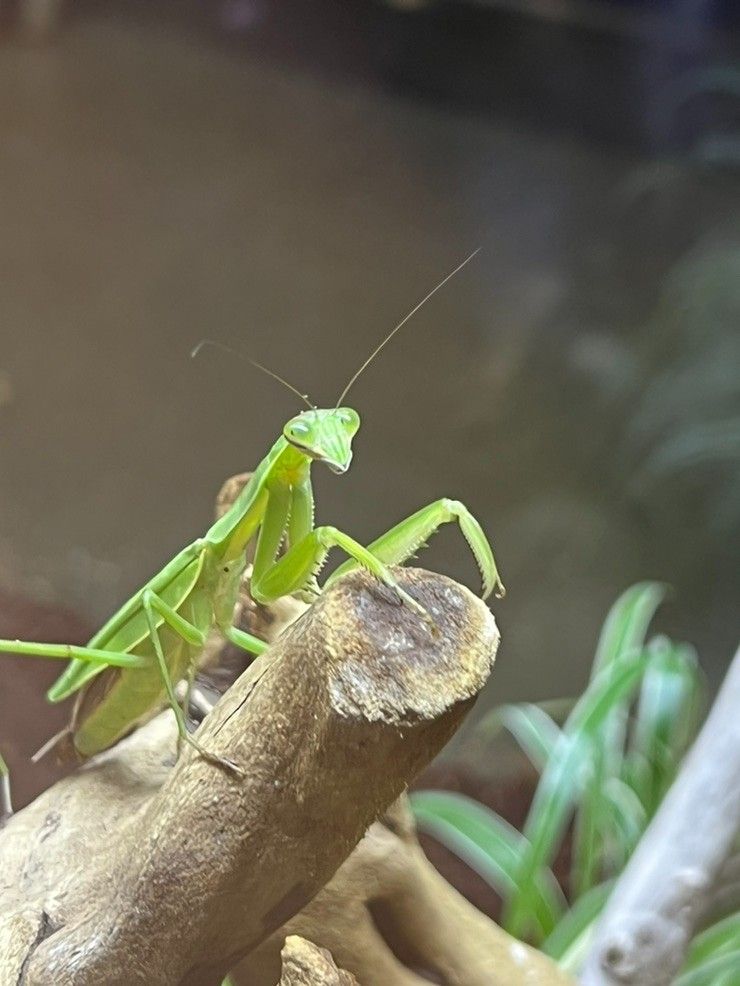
[{"left": 289, "top": 422, "right": 310, "bottom": 438}]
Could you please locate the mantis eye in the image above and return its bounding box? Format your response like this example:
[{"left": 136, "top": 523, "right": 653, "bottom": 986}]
[
  {"left": 338, "top": 409, "right": 356, "bottom": 426},
  {"left": 289, "top": 422, "right": 310, "bottom": 438}
]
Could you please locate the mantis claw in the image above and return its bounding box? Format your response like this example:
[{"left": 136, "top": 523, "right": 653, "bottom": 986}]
[
  {"left": 392, "top": 584, "right": 439, "bottom": 635},
  {"left": 296, "top": 579, "right": 322, "bottom": 604}
]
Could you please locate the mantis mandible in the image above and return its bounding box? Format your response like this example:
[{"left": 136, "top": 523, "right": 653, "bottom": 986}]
[{"left": 0, "top": 250, "right": 504, "bottom": 777}]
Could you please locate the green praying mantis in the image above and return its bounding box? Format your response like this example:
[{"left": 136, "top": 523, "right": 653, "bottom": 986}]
[{"left": 0, "top": 250, "right": 504, "bottom": 794}]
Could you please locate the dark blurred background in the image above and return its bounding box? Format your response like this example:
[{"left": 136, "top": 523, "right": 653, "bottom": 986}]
[{"left": 0, "top": 0, "right": 738, "bottom": 796}]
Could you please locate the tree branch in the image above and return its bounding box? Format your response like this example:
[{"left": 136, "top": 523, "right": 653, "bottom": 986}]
[
  {"left": 235, "top": 795, "right": 576, "bottom": 986},
  {"left": 278, "top": 937, "right": 359, "bottom": 986}
]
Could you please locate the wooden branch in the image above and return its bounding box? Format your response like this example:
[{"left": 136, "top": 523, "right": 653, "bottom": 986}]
[
  {"left": 0, "top": 567, "right": 498, "bottom": 986},
  {"left": 235, "top": 795, "right": 575, "bottom": 986},
  {"left": 278, "top": 937, "right": 359, "bottom": 986},
  {"left": 580, "top": 645, "right": 740, "bottom": 986}
]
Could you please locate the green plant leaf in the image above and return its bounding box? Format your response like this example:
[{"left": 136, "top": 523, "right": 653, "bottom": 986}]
[
  {"left": 591, "top": 582, "right": 666, "bottom": 679},
  {"left": 505, "top": 655, "right": 648, "bottom": 938},
  {"left": 603, "top": 778, "right": 648, "bottom": 869},
  {"left": 485, "top": 703, "right": 562, "bottom": 772},
  {"left": 542, "top": 880, "right": 614, "bottom": 965},
  {"left": 627, "top": 638, "right": 704, "bottom": 814},
  {"left": 410, "top": 790, "right": 565, "bottom": 937},
  {"left": 569, "top": 583, "right": 667, "bottom": 898},
  {"left": 682, "top": 912, "right": 740, "bottom": 972},
  {"left": 571, "top": 740, "right": 605, "bottom": 898},
  {"left": 675, "top": 949, "right": 740, "bottom": 986}
]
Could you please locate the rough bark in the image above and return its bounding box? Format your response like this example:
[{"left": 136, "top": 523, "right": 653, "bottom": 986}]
[
  {"left": 580, "top": 645, "right": 740, "bottom": 986},
  {"left": 235, "top": 796, "right": 575, "bottom": 986},
  {"left": 278, "top": 937, "right": 359, "bottom": 986},
  {"left": 0, "top": 566, "right": 498, "bottom": 986}
]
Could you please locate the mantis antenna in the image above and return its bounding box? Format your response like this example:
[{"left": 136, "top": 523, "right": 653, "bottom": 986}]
[
  {"left": 191, "top": 339, "right": 316, "bottom": 410},
  {"left": 335, "top": 247, "right": 481, "bottom": 407}
]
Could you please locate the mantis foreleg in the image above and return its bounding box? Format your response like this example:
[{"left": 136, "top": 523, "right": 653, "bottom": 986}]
[
  {"left": 326, "top": 497, "right": 504, "bottom": 599},
  {"left": 251, "top": 520, "right": 426, "bottom": 616},
  {"left": 286, "top": 480, "right": 321, "bottom": 598},
  {"left": 287, "top": 481, "right": 314, "bottom": 546},
  {"left": 253, "top": 483, "right": 291, "bottom": 580}
]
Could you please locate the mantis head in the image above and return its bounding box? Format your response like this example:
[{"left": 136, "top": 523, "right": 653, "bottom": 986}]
[{"left": 284, "top": 407, "right": 360, "bottom": 474}]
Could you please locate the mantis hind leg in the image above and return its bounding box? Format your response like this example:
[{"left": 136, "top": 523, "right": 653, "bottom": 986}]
[
  {"left": 141, "top": 590, "right": 244, "bottom": 778},
  {"left": 326, "top": 498, "right": 505, "bottom": 600}
]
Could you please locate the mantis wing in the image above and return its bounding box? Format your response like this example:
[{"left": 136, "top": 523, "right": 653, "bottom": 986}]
[{"left": 48, "top": 545, "right": 206, "bottom": 701}]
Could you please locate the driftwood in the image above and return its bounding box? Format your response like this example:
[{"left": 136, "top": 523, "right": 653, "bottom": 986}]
[
  {"left": 278, "top": 937, "right": 359, "bottom": 986},
  {"left": 580, "top": 644, "right": 740, "bottom": 986},
  {"left": 235, "top": 795, "right": 575, "bottom": 986},
  {"left": 0, "top": 566, "right": 499, "bottom": 985}
]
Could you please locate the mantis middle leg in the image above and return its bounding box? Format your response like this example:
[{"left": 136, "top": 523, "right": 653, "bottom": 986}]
[{"left": 326, "top": 497, "right": 504, "bottom": 599}]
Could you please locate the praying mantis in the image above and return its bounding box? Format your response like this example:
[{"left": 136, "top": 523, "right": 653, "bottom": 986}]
[{"left": 0, "top": 250, "right": 504, "bottom": 789}]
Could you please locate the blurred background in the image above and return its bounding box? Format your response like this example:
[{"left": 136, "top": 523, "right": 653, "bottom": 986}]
[{"left": 0, "top": 0, "right": 738, "bottom": 798}]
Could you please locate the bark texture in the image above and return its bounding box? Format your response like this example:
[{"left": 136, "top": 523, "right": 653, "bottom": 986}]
[
  {"left": 235, "top": 796, "right": 575, "bottom": 986},
  {"left": 278, "top": 937, "right": 359, "bottom": 986}
]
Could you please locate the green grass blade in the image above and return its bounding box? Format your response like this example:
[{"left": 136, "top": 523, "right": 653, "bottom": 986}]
[
  {"left": 568, "top": 585, "right": 666, "bottom": 896},
  {"left": 620, "top": 750, "right": 653, "bottom": 814},
  {"left": 571, "top": 741, "right": 605, "bottom": 898},
  {"left": 591, "top": 584, "right": 667, "bottom": 816},
  {"left": 568, "top": 655, "right": 648, "bottom": 735},
  {"left": 675, "top": 950, "right": 740, "bottom": 986},
  {"left": 628, "top": 638, "right": 704, "bottom": 814},
  {"left": 542, "top": 880, "right": 614, "bottom": 963},
  {"left": 601, "top": 778, "right": 647, "bottom": 868},
  {"left": 682, "top": 912, "right": 740, "bottom": 972},
  {"left": 505, "top": 656, "right": 648, "bottom": 937},
  {"left": 534, "top": 697, "right": 576, "bottom": 725},
  {"left": 411, "top": 790, "right": 565, "bottom": 937},
  {"left": 572, "top": 739, "right": 649, "bottom": 895},
  {"left": 591, "top": 582, "right": 666, "bottom": 679},
  {"left": 715, "top": 972, "right": 739, "bottom": 986},
  {"left": 488, "top": 703, "right": 563, "bottom": 772}
]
